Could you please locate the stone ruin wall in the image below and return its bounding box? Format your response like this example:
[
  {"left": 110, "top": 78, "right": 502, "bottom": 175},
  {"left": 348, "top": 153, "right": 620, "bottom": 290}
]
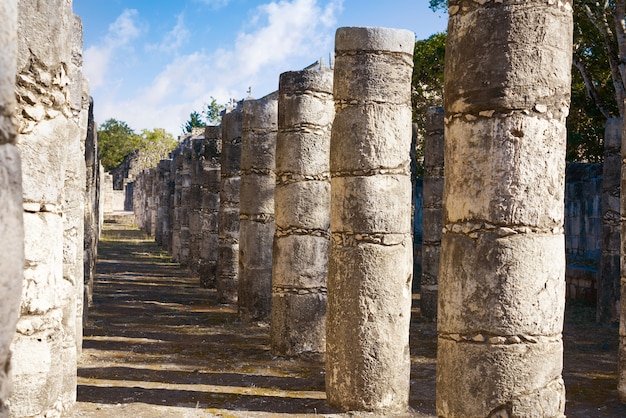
[{"left": 0, "top": 0, "right": 101, "bottom": 416}]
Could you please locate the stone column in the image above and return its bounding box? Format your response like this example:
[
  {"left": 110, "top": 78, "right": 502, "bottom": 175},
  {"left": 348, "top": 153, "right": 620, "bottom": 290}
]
[
  {"left": 0, "top": 2, "right": 23, "bottom": 416},
  {"left": 10, "top": 0, "right": 88, "bottom": 415},
  {"left": 420, "top": 106, "right": 444, "bottom": 321},
  {"left": 189, "top": 137, "right": 205, "bottom": 274},
  {"left": 598, "top": 118, "right": 621, "bottom": 323},
  {"left": 171, "top": 149, "right": 183, "bottom": 261},
  {"left": 199, "top": 126, "right": 221, "bottom": 287},
  {"left": 217, "top": 105, "right": 243, "bottom": 303},
  {"left": 239, "top": 96, "right": 277, "bottom": 322},
  {"left": 619, "top": 117, "right": 626, "bottom": 402},
  {"left": 84, "top": 98, "right": 99, "bottom": 317},
  {"left": 179, "top": 143, "right": 192, "bottom": 264},
  {"left": 326, "top": 27, "right": 414, "bottom": 413},
  {"left": 271, "top": 69, "right": 333, "bottom": 357},
  {"left": 437, "top": 1, "right": 572, "bottom": 416}
]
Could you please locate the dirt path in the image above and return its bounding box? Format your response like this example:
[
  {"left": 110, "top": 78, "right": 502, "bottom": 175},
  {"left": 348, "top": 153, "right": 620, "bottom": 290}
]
[{"left": 73, "top": 215, "right": 626, "bottom": 417}]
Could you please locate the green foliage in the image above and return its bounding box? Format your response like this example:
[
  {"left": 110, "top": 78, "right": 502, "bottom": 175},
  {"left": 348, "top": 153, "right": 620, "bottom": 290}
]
[
  {"left": 182, "top": 111, "right": 206, "bottom": 134},
  {"left": 412, "top": 32, "right": 446, "bottom": 177},
  {"left": 98, "top": 119, "right": 178, "bottom": 172},
  {"left": 136, "top": 128, "right": 178, "bottom": 169},
  {"left": 182, "top": 97, "right": 227, "bottom": 134},
  {"left": 429, "top": 0, "right": 446, "bottom": 11},
  {"left": 98, "top": 119, "right": 141, "bottom": 171},
  {"left": 568, "top": 1, "right": 618, "bottom": 161},
  {"left": 203, "top": 97, "right": 226, "bottom": 125}
]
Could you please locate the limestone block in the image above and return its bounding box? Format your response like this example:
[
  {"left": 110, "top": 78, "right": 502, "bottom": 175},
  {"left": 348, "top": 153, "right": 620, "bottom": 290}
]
[
  {"left": 220, "top": 177, "right": 240, "bottom": 205},
  {"left": 327, "top": 240, "right": 413, "bottom": 411},
  {"left": 274, "top": 181, "right": 330, "bottom": 230},
  {"left": 270, "top": 292, "right": 326, "bottom": 357},
  {"left": 21, "top": 211, "right": 64, "bottom": 315},
  {"left": 239, "top": 176, "right": 274, "bottom": 216},
  {"left": 219, "top": 208, "right": 240, "bottom": 240},
  {"left": 275, "top": 131, "right": 331, "bottom": 177},
  {"left": 330, "top": 105, "right": 412, "bottom": 172},
  {"left": 272, "top": 235, "right": 328, "bottom": 289},
  {"left": 445, "top": 1, "right": 572, "bottom": 114},
  {"left": 331, "top": 175, "right": 412, "bottom": 233},
  {"left": 439, "top": 232, "right": 565, "bottom": 336},
  {"left": 0, "top": 142, "right": 23, "bottom": 418},
  {"left": 436, "top": 338, "right": 565, "bottom": 417},
  {"left": 445, "top": 115, "right": 566, "bottom": 228}
]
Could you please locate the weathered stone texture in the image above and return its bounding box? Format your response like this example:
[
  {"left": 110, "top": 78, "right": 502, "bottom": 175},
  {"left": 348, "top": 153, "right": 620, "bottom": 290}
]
[
  {"left": 239, "top": 97, "right": 277, "bottom": 322},
  {"left": 10, "top": 0, "right": 89, "bottom": 415},
  {"left": 437, "top": 1, "right": 572, "bottom": 417},
  {"left": 0, "top": 3, "right": 23, "bottom": 416},
  {"left": 619, "top": 116, "right": 626, "bottom": 402},
  {"left": 84, "top": 98, "right": 99, "bottom": 317},
  {"left": 194, "top": 126, "right": 221, "bottom": 287},
  {"left": 217, "top": 105, "right": 243, "bottom": 304},
  {"left": 271, "top": 68, "right": 333, "bottom": 357},
  {"left": 420, "top": 106, "right": 443, "bottom": 322},
  {"left": 326, "top": 27, "right": 414, "bottom": 413},
  {"left": 598, "top": 118, "right": 621, "bottom": 324}
]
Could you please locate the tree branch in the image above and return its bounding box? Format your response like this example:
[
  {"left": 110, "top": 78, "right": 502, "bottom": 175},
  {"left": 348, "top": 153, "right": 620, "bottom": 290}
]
[{"left": 573, "top": 55, "right": 615, "bottom": 119}]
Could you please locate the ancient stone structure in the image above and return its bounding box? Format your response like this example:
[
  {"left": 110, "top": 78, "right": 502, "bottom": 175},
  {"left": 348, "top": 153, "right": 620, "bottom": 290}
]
[
  {"left": 154, "top": 159, "right": 173, "bottom": 247},
  {"left": 326, "top": 27, "right": 414, "bottom": 413},
  {"left": 192, "top": 126, "right": 221, "bottom": 287},
  {"left": 217, "top": 105, "right": 243, "bottom": 303},
  {"left": 84, "top": 98, "right": 100, "bottom": 317},
  {"left": 420, "top": 106, "right": 444, "bottom": 322},
  {"left": 271, "top": 68, "right": 333, "bottom": 357},
  {"left": 239, "top": 96, "right": 277, "bottom": 322},
  {"left": 10, "top": 0, "right": 90, "bottom": 415},
  {"left": 597, "top": 118, "right": 621, "bottom": 323},
  {"left": 437, "top": 1, "right": 572, "bottom": 416},
  {"left": 0, "top": 2, "right": 23, "bottom": 415},
  {"left": 565, "top": 162, "right": 602, "bottom": 302},
  {"left": 620, "top": 118, "right": 626, "bottom": 402}
]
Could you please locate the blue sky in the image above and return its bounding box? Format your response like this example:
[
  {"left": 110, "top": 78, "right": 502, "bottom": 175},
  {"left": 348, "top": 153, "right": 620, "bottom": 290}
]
[{"left": 73, "top": 0, "right": 447, "bottom": 135}]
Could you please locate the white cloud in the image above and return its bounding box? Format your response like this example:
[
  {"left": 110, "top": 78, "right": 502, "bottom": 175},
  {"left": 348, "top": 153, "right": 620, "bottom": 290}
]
[
  {"left": 146, "top": 13, "right": 190, "bottom": 53},
  {"left": 92, "top": 0, "right": 342, "bottom": 134},
  {"left": 83, "top": 9, "right": 142, "bottom": 90}
]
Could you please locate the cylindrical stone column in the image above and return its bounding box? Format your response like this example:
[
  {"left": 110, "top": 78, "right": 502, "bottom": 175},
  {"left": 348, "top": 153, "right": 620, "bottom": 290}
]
[
  {"left": 271, "top": 68, "right": 333, "bottom": 357},
  {"left": 598, "top": 118, "right": 621, "bottom": 323},
  {"left": 239, "top": 97, "right": 277, "bottom": 322},
  {"left": 437, "top": 2, "right": 572, "bottom": 417},
  {"left": 421, "top": 106, "right": 444, "bottom": 322},
  {"left": 216, "top": 104, "right": 242, "bottom": 304},
  {"left": 198, "top": 125, "right": 221, "bottom": 287},
  {"left": 619, "top": 117, "right": 626, "bottom": 402},
  {"left": 326, "top": 27, "right": 414, "bottom": 413},
  {"left": 0, "top": 2, "right": 23, "bottom": 416}
]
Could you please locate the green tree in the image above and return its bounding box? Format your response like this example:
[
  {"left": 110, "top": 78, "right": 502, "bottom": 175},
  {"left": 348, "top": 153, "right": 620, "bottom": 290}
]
[
  {"left": 182, "top": 110, "right": 206, "bottom": 134},
  {"left": 202, "top": 96, "right": 226, "bottom": 125},
  {"left": 98, "top": 118, "right": 141, "bottom": 171},
  {"left": 411, "top": 32, "right": 446, "bottom": 177},
  {"left": 135, "top": 128, "right": 178, "bottom": 169}
]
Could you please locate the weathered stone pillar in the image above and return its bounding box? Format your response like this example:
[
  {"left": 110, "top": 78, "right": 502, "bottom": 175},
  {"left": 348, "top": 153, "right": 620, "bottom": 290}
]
[
  {"left": 619, "top": 117, "right": 626, "bottom": 402},
  {"left": 271, "top": 69, "right": 333, "bottom": 357},
  {"left": 326, "top": 27, "right": 414, "bottom": 413},
  {"left": 189, "top": 137, "right": 205, "bottom": 274},
  {"left": 84, "top": 98, "right": 99, "bottom": 317},
  {"left": 0, "top": 2, "right": 23, "bottom": 416},
  {"left": 598, "top": 118, "right": 621, "bottom": 324},
  {"left": 10, "top": 0, "right": 89, "bottom": 415},
  {"left": 420, "top": 106, "right": 444, "bottom": 322},
  {"left": 171, "top": 149, "right": 183, "bottom": 261},
  {"left": 437, "top": 1, "right": 572, "bottom": 416},
  {"left": 198, "top": 126, "right": 221, "bottom": 287},
  {"left": 217, "top": 105, "right": 243, "bottom": 303},
  {"left": 179, "top": 142, "right": 192, "bottom": 265},
  {"left": 239, "top": 96, "right": 277, "bottom": 322},
  {"left": 65, "top": 14, "right": 89, "bottom": 356}
]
